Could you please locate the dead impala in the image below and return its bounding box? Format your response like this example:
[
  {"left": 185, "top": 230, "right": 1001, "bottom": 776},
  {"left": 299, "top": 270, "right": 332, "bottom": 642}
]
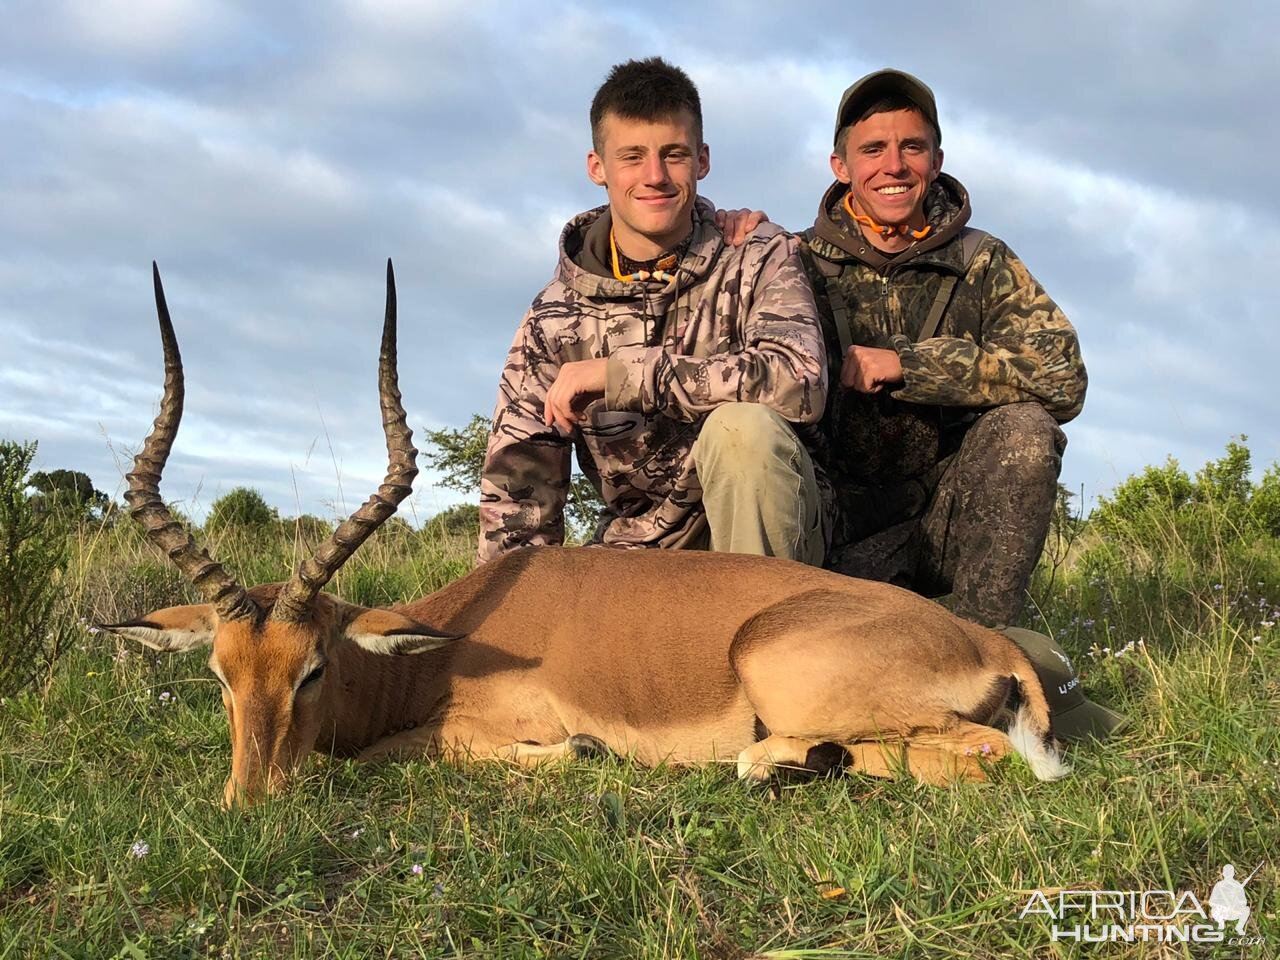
[{"left": 103, "top": 262, "right": 1068, "bottom": 807}]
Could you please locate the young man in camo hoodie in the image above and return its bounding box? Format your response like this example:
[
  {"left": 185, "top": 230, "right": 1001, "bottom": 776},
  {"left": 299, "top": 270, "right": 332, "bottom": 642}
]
[
  {"left": 798, "top": 69, "right": 1087, "bottom": 627},
  {"left": 477, "top": 58, "right": 827, "bottom": 565}
]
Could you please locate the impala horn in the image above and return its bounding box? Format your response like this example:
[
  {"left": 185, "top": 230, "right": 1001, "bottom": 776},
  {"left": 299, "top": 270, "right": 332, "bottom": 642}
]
[
  {"left": 271, "top": 259, "right": 418, "bottom": 623},
  {"left": 125, "top": 263, "right": 258, "bottom": 622}
]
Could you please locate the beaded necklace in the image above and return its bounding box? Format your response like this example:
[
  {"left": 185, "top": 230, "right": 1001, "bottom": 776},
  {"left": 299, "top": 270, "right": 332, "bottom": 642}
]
[{"left": 609, "top": 228, "right": 681, "bottom": 283}]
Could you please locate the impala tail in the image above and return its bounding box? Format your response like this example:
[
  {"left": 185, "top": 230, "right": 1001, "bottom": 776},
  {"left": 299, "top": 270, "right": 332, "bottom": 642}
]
[{"left": 1004, "top": 673, "right": 1071, "bottom": 781}]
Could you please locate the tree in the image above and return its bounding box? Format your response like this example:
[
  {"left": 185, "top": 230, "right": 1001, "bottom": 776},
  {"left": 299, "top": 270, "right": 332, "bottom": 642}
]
[
  {"left": 422, "top": 415, "right": 605, "bottom": 538},
  {"left": 28, "top": 468, "right": 110, "bottom": 522},
  {"left": 426, "top": 503, "right": 481, "bottom": 538},
  {"left": 0, "top": 441, "right": 71, "bottom": 696},
  {"left": 422, "top": 415, "right": 491, "bottom": 494},
  {"left": 206, "top": 487, "right": 278, "bottom": 533}
]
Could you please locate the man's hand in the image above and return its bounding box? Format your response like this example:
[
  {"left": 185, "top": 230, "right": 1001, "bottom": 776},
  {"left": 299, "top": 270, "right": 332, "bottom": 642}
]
[
  {"left": 841, "top": 345, "right": 904, "bottom": 394},
  {"left": 544, "top": 358, "right": 607, "bottom": 432},
  {"left": 713, "top": 208, "right": 770, "bottom": 247}
]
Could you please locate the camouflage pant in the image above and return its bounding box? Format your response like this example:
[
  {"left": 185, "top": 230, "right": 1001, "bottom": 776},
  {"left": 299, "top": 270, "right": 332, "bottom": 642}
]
[{"left": 825, "top": 402, "right": 1065, "bottom": 627}]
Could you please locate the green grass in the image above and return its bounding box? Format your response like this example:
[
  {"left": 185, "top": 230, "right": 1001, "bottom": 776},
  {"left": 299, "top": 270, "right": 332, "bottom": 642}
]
[{"left": 1, "top": 505, "right": 1277, "bottom": 958}]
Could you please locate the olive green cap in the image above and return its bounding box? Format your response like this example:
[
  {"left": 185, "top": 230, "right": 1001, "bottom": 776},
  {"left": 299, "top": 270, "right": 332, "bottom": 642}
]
[
  {"left": 834, "top": 68, "right": 941, "bottom": 147},
  {"left": 1000, "top": 627, "right": 1128, "bottom": 742}
]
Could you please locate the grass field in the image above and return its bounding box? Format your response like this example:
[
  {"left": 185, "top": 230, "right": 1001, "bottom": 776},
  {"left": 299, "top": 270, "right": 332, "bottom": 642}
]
[{"left": 0, "top": 487, "right": 1277, "bottom": 958}]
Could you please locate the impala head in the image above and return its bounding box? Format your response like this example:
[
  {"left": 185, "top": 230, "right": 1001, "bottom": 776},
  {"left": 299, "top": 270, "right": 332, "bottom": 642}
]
[{"left": 100, "top": 262, "right": 457, "bottom": 807}]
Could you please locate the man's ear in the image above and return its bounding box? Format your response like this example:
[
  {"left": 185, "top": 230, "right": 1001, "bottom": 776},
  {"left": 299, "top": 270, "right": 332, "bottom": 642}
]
[
  {"left": 587, "top": 150, "right": 607, "bottom": 187},
  {"left": 931, "top": 147, "right": 944, "bottom": 179},
  {"left": 344, "top": 608, "right": 464, "bottom": 656},
  {"left": 697, "top": 142, "right": 711, "bottom": 181},
  {"left": 98, "top": 604, "right": 217, "bottom": 652},
  {"left": 830, "top": 151, "right": 852, "bottom": 184}
]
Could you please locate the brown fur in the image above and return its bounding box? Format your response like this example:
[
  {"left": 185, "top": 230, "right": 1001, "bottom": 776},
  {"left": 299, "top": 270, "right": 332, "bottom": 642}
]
[{"left": 108, "top": 545, "right": 1063, "bottom": 803}]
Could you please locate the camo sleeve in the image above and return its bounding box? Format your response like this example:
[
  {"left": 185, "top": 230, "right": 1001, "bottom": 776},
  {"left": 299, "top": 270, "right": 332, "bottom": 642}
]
[
  {"left": 604, "top": 230, "right": 827, "bottom": 424},
  {"left": 890, "top": 241, "right": 1087, "bottom": 423},
  {"left": 476, "top": 307, "right": 572, "bottom": 564}
]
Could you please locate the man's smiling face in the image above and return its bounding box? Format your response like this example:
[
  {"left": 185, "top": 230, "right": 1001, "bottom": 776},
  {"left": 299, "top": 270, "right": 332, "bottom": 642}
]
[
  {"left": 587, "top": 108, "right": 710, "bottom": 261},
  {"left": 831, "top": 108, "right": 943, "bottom": 236}
]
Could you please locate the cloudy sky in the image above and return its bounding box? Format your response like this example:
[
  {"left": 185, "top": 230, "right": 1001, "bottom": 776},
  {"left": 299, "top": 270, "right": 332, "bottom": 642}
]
[{"left": 2, "top": 0, "right": 1275, "bottom": 524}]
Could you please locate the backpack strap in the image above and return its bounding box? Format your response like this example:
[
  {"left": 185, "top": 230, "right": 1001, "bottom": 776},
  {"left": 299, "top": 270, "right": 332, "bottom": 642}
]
[
  {"left": 797, "top": 236, "right": 856, "bottom": 357},
  {"left": 917, "top": 227, "right": 989, "bottom": 341}
]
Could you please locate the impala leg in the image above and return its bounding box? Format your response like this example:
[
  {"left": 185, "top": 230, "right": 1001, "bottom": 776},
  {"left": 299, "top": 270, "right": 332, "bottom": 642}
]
[
  {"left": 843, "top": 723, "right": 1012, "bottom": 785},
  {"left": 735, "top": 735, "right": 824, "bottom": 781},
  {"left": 478, "top": 733, "right": 614, "bottom": 766},
  {"left": 357, "top": 726, "right": 440, "bottom": 762},
  {"left": 492, "top": 740, "right": 579, "bottom": 767}
]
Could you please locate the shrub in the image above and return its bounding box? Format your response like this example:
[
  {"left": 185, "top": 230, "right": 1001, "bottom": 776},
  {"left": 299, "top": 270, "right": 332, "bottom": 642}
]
[
  {"left": 206, "top": 487, "right": 278, "bottom": 533},
  {"left": 0, "top": 440, "right": 73, "bottom": 697},
  {"left": 426, "top": 503, "right": 480, "bottom": 539}
]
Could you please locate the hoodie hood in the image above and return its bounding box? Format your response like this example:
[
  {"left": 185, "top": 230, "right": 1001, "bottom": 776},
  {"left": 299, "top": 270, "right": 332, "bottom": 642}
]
[
  {"left": 810, "top": 172, "right": 971, "bottom": 270},
  {"left": 560, "top": 197, "right": 723, "bottom": 299}
]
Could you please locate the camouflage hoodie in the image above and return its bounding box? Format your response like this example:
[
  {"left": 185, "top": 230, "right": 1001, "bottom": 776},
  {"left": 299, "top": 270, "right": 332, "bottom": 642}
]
[
  {"left": 800, "top": 172, "right": 1086, "bottom": 492},
  {"left": 478, "top": 197, "right": 827, "bottom": 562}
]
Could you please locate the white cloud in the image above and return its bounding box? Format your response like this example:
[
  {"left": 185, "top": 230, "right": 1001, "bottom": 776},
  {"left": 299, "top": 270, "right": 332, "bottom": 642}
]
[{"left": 1, "top": 1, "right": 1275, "bottom": 525}]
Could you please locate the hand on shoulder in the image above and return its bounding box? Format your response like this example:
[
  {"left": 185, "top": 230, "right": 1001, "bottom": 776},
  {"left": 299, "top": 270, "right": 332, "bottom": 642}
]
[{"left": 713, "top": 208, "right": 770, "bottom": 247}]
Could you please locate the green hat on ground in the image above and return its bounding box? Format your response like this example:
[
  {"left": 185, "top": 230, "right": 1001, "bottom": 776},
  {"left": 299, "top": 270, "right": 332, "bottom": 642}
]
[{"left": 1000, "top": 626, "right": 1128, "bottom": 742}]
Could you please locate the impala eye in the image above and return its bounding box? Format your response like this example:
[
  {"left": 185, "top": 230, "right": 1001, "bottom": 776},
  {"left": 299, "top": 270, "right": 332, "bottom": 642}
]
[{"left": 298, "top": 665, "right": 326, "bottom": 690}]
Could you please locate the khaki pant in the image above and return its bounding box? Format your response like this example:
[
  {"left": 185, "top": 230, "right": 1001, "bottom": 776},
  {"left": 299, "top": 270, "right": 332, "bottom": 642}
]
[{"left": 690, "top": 403, "right": 824, "bottom": 565}]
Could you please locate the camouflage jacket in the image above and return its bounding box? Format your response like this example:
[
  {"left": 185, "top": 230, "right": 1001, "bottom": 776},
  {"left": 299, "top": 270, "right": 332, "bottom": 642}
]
[
  {"left": 477, "top": 197, "right": 827, "bottom": 562},
  {"left": 800, "top": 173, "right": 1086, "bottom": 490}
]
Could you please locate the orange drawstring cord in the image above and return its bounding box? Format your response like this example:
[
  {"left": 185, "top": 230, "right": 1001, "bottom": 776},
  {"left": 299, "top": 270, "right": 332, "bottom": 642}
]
[
  {"left": 610, "top": 228, "right": 677, "bottom": 283},
  {"left": 843, "top": 193, "right": 932, "bottom": 240}
]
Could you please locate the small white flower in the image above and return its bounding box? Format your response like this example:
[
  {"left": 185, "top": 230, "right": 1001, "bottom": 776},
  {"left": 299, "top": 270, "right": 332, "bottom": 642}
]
[{"left": 129, "top": 841, "right": 150, "bottom": 859}]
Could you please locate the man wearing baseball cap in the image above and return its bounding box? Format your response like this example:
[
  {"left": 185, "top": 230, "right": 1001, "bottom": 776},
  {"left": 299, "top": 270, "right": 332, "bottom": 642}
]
[{"left": 794, "top": 69, "right": 1087, "bottom": 633}]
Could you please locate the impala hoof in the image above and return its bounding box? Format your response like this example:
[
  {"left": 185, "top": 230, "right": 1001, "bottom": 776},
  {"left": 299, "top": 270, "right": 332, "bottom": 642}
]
[{"left": 567, "top": 734, "right": 611, "bottom": 759}]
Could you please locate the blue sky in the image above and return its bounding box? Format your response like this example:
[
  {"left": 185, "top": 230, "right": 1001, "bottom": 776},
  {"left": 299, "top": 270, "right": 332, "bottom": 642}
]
[{"left": 2, "top": 0, "right": 1276, "bottom": 523}]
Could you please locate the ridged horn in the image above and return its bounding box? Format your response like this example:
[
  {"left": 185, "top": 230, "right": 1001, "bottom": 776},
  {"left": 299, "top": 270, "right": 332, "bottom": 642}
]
[
  {"left": 124, "top": 263, "right": 257, "bottom": 623},
  {"left": 271, "top": 259, "right": 418, "bottom": 623}
]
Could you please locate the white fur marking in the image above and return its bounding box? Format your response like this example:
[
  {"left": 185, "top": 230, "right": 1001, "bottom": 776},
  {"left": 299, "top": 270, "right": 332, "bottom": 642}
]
[{"left": 1007, "top": 705, "right": 1071, "bottom": 781}]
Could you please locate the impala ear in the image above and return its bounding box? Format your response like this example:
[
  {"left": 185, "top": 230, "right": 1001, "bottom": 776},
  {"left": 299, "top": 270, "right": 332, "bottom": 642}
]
[
  {"left": 98, "top": 604, "right": 217, "bottom": 652},
  {"left": 344, "top": 608, "right": 463, "bottom": 656}
]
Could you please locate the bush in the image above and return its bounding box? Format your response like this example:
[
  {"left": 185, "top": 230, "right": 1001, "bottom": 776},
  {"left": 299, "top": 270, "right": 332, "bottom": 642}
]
[
  {"left": 206, "top": 487, "right": 278, "bottom": 534},
  {"left": 1031, "top": 438, "right": 1280, "bottom": 645},
  {"left": 1252, "top": 463, "right": 1280, "bottom": 537},
  {"left": 0, "top": 440, "right": 73, "bottom": 697},
  {"left": 425, "top": 503, "right": 480, "bottom": 539}
]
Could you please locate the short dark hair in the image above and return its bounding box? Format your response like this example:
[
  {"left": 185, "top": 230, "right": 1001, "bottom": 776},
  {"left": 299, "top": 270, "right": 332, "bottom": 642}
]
[
  {"left": 835, "top": 95, "right": 938, "bottom": 155},
  {"left": 590, "top": 57, "right": 703, "bottom": 151}
]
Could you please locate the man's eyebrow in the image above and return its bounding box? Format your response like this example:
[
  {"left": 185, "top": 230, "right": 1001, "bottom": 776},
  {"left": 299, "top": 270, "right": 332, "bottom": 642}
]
[{"left": 857, "top": 138, "right": 887, "bottom": 151}]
